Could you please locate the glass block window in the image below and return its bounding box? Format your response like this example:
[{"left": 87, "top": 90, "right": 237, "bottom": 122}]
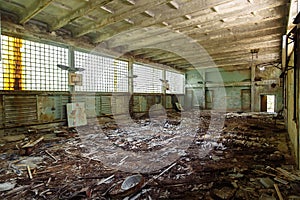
[
  {"left": 133, "top": 63, "right": 162, "bottom": 93},
  {"left": 166, "top": 71, "right": 185, "bottom": 94},
  {"left": 0, "top": 35, "right": 69, "bottom": 91},
  {"left": 74, "top": 51, "right": 128, "bottom": 92}
]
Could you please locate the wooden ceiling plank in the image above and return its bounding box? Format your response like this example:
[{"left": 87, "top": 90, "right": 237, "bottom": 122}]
[
  {"left": 19, "top": 0, "right": 54, "bottom": 24},
  {"left": 93, "top": 0, "right": 233, "bottom": 42},
  {"left": 172, "top": 0, "right": 286, "bottom": 31},
  {"left": 50, "top": 0, "right": 114, "bottom": 31},
  {"left": 170, "top": 26, "right": 283, "bottom": 50},
  {"left": 73, "top": 0, "right": 171, "bottom": 37},
  {"left": 106, "top": 28, "right": 168, "bottom": 48},
  {"left": 186, "top": 15, "right": 285, "bottom": 37},
  {"left": 141, "top": 40, "right": 280, "bottom": 67},
  {"left": 108, "top": 17, "right": 284, "bottom": 51}
]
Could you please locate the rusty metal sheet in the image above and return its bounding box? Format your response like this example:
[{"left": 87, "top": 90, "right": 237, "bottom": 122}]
[
  {"left": 85, "top": 96, "right": 97, "bottom": 118},
  {"left": 0, "top": 95, "right": 4, "bottom": 128},
  {"left": 3, "top": 95, "right": 37, "bottom": 126},
  {"left": 166, "top": 95, "right": 172, "bottom": 109},
  {"left": 133, "top": 96, "right": 147, "bottom": 112},
  {"left": 38, "top": 96, "right": 56, "bottom": 122},
  {"left": 101, "top": 96, "right": 112, "bottom": 115},
  {"left": 95, "top": 96, "right": 101, "bottom": 116},
  {"left": 111, "top": 96, "right": 129, "bottom": 115}
]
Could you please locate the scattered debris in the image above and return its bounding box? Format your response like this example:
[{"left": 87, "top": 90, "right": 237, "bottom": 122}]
[
  {"left": 109, "top": 174, "right": 145, "bottom": 198},
  {"left": 21, "top": 136, "right": 44, "bottom": 155},
  {"left": 0, "top": 111, "right": 299, "bottom": 199},
  {"left": 0, "top": 182, "right": 16, "bottom": 192},
  {"left": 260, "top": 177, "right": 275, "bottom": 188},
  {"left": 274, "top": 183, "right": 284, "bottom": 200}
]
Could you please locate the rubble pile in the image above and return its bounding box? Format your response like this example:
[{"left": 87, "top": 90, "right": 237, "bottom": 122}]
[{"left": 0, "top": 111, "right": 299, "bottom": 199}]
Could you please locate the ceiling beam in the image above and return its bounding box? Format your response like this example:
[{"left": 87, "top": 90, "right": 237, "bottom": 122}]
[
  {"left": 93, "top": 0, "right": 233, "bottom": 42},
  {"left": 107, "top": 18, "right": 284, "bottom": 50},
  {"left": 172, "top": 1, "right": 287, "bottom": 31},
  {"left": 73, "top": 0, "right": 170, "bottom": 37},
  {"left": 148, "top": 46, "right": 280, "bottom": 65},
  {"left": 50, "top": 0, "right": 114, "bottom": 31},
  {"left": 106, "top": 28, "right": 168, "bottom": 48},
  {"left": 134, "top": 27, "right": 283, "bottom": 56},
  {"left": 19, "top": 0, "right": 54, "bottom": 24},
  {"left": 136, "top": 41, "right": 279, "bottom": 67},
  {"left": 113, "top": 31, "right": 281, "bottom": 57}
]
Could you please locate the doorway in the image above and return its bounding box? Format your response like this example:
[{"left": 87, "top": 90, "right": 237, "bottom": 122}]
[{"left": 261, "top": 95, "right": 275, "bottom": 112}]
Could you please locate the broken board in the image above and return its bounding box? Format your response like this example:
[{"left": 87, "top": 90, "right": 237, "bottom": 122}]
[{"left": 66, "top": 102, "right": 87, "bottom": 127}]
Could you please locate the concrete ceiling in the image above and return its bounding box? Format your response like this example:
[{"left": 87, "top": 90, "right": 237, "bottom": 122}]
[{"left": 0, "top": 0, "right": 290, "bottom": 71}]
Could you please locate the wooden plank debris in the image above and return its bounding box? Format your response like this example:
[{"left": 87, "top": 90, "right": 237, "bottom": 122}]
[
  {"left": 274, "top": 184, "right": 284, "bottom": 200},
  {"left": 27, "top": 165, "right": 33, "bottom": 179}
]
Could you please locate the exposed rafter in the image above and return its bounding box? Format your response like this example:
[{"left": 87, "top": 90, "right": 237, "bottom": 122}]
[
  {"left": 93, "top": 0, "right": 233, "bottom": 43},
  {"left": 50, "top": 0, "right": 114, "bottom": 31},
  {"left": 73, "top": 0, "right": 170, "bottom": 37},
  {"left": 0, "top": 0, "right": 289, "bottom": 70},
  {"left": 19, "top": 0, "right": 54, "bottom": 24}
]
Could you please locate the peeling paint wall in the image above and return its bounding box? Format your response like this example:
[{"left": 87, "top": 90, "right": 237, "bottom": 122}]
[
  {"left": 252, "top": 66, "right": 283, "bottom": 112},
  {"left": 186, "top": 68, "right": 251, "bottom": 111},
  {"left": 185, "top": 67, "right": 282, "bottom": 112},
  {"left": 286, "top": 67, "right": 298, "bottom": 166}
]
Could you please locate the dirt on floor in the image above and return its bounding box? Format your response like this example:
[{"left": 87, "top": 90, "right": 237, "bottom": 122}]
[{"left": 0, "top": 110, "right": 300, "bottom": 200}]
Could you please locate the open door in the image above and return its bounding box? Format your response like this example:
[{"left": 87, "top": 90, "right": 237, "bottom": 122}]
[
  {"left": 261, "top": 95, "right": 267, "bottom": 112},
  {"left": 261, "top": 95, "right": 275, "bottom": 112}
]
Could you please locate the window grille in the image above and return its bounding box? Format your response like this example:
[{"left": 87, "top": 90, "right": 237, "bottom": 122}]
[
  {"left": 166, "top": 71, "right": 185, "bottom": 94},
  {"left": 74, "top": 51, "right": 128, "bottom": 92},
  {"left": 133, "top": 63, "right": 162, "bottom": 93},
  {"left": 0, "top": 35, "right": 69, "bottom": 91}
]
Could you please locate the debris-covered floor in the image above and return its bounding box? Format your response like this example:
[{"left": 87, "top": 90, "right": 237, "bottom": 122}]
[{"left": 1, "top": 111, "right": 300, "bottom": 200}]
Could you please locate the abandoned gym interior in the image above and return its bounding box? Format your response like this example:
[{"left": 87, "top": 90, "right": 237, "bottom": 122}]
[{"left": 1, "top": 0, "right": 300, "bottom": 199}]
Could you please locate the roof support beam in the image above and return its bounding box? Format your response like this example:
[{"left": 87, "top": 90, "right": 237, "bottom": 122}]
[
  {"left": 93, "top": 0, "right": 232, "bottom": 42},
  {"left": 50, "top": 0, "right": 114, "bottom": 31},
  {"left": 73, "top": 0, "right": 170, "bottom": 37},
  {"left": 19, "top": 0, "right": 54, "bottom": 24}
]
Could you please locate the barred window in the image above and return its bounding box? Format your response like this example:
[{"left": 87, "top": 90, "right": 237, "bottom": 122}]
[
  {"left": 74, "top": 51, "right": 128, "bottom": 92},
  {"left": 0, "top": 35, "right": 69, "bottom": 91},
  {"left": 166, "top": 71, "right": 185, "bottom": 94},
  {"left": 133, "top": 63, "right": 162, "bottom": 93}
]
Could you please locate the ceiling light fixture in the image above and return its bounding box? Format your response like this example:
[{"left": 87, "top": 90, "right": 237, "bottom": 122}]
[
  {"left": 57, "top": 64, "right": 85, "bottom": 72},
  {"left": 162, "top": 21, "right": 169, "bottom": 26},
  {"left": 124, "top": 18, "right": 134, "bottom": 24},
  {"left": 185, "top": 15, "right": 192, "bottom": 20},
  {"left": 169, "top": 1, "right": 179, "bottom": 9},
  {"left": 144, "top": 10, "right": 155, "bottom": 18},
  {"left": 125, "top": 0, "right": 136, "bottom": 5},
  {"left": 101, "top": 6, "right": 114, "bottom": 14},
  {"left": 211, "top": 7, "right": 218, "bottom": 12}
]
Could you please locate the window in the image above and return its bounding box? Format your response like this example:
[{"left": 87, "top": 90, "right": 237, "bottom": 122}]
[
  {"left": 74, "top": 51, "right": 128, "bottom": 92},
  {"left": 133, "top": 63, "right": 162, "bottom": 93},
  {"left": 0, "top": 35, "right": 69, "bottom": 91},
  {"left": 166, "top": 71, "right": 185, "bottom": 94}
]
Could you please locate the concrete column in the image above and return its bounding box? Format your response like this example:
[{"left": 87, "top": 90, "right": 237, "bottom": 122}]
[
  {"left": 68, "top": 46, "right": 75, "bottom": 102},
  {"left": 162, "top": 69, "right": 167, "bottom": 108},
  {"left": 128, "top": 57, "right": 134, "bottom": 94},
  {"left": 251, "top": 62, "right": 256, "bottom": 112},
  {"left": 202, "top": 70, "right": 206, "bottom": 109}
]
